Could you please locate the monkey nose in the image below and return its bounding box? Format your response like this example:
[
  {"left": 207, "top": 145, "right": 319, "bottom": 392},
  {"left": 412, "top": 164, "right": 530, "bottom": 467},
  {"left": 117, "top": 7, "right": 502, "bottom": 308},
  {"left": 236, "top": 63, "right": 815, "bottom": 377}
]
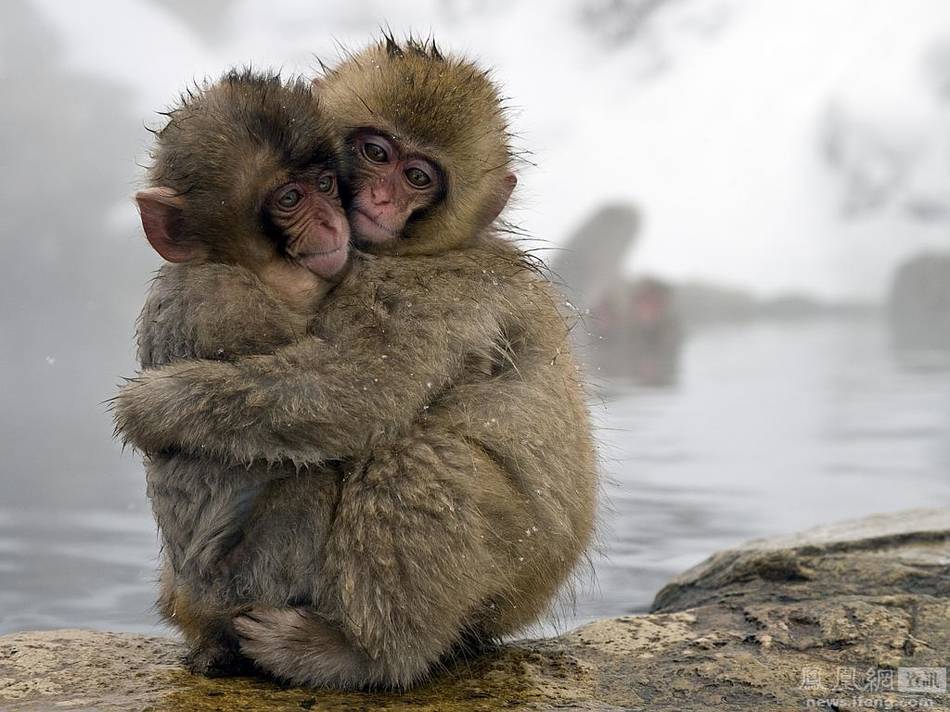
[
  {"left": 369, "top": 187, "right": 392, "bottom": 205},
  {"left": 316, "top": 212, "right": 347, "bottom": 243},
  {"left": 317, "top": 215, "right": 335, "bottom": 230}
]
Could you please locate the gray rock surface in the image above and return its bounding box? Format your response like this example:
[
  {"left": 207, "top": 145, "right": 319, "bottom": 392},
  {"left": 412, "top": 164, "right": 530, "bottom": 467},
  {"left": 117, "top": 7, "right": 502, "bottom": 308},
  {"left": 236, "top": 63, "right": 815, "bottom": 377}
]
[{"left": 2, "top": 508, "right": 948, "bottom": 711}]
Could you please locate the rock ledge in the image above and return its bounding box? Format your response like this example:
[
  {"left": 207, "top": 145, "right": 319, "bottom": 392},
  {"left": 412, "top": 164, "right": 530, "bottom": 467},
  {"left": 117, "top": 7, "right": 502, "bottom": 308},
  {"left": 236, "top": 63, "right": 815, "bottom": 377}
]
[{"left": 2, "top": 508, "right": 948, "bottom": 711}]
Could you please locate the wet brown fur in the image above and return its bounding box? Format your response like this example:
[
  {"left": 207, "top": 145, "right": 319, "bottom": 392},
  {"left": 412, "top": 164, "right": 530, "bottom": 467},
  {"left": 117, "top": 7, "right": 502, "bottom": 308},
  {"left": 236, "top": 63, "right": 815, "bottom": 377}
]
[
  {"left": 132, "top": 70, "right": 343, "bottom": 674},
  {"left": 115, "top": 39, "right": 597, "bottom": 690}
]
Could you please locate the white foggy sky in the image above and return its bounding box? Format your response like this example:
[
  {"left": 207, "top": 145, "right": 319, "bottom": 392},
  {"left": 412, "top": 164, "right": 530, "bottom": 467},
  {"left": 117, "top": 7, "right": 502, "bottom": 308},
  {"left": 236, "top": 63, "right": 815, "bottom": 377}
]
[{"left": 28, "top": 0, "right": 950, "bottom": 300}]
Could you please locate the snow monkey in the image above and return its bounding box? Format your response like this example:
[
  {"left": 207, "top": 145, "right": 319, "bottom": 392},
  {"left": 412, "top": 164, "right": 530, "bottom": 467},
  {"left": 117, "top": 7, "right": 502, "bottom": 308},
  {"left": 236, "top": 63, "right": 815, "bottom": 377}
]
[
  {"left": 115, "top": 38, "right": 598, "bottom": 690},
  {"left": 131, "top": 69, "right": 350, "bottom": 674}
]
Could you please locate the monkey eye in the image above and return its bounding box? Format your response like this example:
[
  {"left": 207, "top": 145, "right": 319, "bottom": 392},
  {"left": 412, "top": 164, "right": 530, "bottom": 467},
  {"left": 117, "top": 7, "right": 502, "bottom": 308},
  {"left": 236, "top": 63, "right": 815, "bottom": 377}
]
[
  {"left": 317, "top": 174, "right": 335, "bottom": 193},
  {"left": 275, "top": 185, "right": 303, "bottom": 209},
  {"left": 404, "top": 166, "right": 432, "bottom": 189},
  {"left": 363, "top": 141, "right": 389, "bottom": 163}
]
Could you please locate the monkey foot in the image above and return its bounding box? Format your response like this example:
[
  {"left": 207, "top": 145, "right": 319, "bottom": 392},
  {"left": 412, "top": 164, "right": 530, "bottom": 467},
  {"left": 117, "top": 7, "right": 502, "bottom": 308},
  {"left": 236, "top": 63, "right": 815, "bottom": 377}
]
[
  {"left": 182, "top": 641, "right": 256, "bottom": 678},
  {"left": 234, "top": 607, "right": 381, "bottom": 689}
]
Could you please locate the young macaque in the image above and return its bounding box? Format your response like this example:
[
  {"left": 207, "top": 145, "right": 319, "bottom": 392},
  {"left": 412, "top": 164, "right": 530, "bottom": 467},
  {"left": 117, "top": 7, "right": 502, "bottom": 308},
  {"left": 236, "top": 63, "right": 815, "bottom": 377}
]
[
  {"left": 115, "top": 39, "right": 598, "bottom": 690},
  {"left": 130, "top": 69, "right": 349, "bottom": 674}
]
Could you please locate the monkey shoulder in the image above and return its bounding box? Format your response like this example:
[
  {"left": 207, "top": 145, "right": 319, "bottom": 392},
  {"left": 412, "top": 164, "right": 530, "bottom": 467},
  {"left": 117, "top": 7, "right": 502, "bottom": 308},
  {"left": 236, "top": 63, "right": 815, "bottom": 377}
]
[
  {"left": 136, "top": 262, "right": 305, "bottom": 368},
  {"left": 462, "top": 239, "right": 572, "bottom": 333},
  {"left": 343, "top": 243, "right": 549, "bottom": 313},
  {"left": 462, "top": 238, "right": 580, "bottom": 364},
  {"left": 318, "top": 246, "right": 573, "bottom": 373}
]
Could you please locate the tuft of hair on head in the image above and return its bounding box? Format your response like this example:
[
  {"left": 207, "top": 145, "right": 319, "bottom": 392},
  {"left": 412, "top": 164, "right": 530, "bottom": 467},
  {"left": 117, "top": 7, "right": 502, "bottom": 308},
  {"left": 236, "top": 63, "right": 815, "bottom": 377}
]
[
  {"left": 143, "top": 68, "right": 342, "bottom": 257},
  {"left": 318, "top": 34, "right": 517, "bottom": 255}
]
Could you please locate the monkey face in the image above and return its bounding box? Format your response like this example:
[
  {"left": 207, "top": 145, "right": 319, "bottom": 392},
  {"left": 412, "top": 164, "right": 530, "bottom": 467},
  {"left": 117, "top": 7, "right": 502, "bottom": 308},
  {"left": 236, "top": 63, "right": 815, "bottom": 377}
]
[
  {"left": 139, "top": 71, "right": 352, "bottom": 287},
  {"left": 347, "top": 130, "right": 444, "bottom": 246},
  {"left": 267, "top": 172, "right": 350, "bottom": 279},
  {"left": 136, "top": 170, "right": 351, "bottom": 284}
]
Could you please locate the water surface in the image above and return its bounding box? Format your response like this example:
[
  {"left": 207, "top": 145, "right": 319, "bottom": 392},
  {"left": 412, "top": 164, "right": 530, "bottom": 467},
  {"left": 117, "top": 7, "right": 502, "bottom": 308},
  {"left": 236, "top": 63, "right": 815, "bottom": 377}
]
[{"left": 2, "top": 318, "right": 948, "bottom": 635}]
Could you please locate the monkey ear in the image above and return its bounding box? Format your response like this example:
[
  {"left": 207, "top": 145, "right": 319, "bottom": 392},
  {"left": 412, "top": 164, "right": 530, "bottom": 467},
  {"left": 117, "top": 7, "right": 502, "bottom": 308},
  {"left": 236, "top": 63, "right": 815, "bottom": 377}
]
[
  {"left": 478, "top": 171, "right": 517, "bottom": 229},
  {"left": 135, "top": 187, "right": 199, "bottom": 263}
]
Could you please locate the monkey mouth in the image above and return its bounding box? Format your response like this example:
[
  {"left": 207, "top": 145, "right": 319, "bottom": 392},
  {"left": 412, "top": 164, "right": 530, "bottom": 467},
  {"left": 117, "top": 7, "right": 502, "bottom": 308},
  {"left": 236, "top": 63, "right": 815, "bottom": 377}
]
[
  {"left": 297, "top": 245, "right": 345, "bottom": 257},
  {"left": 294, "top": 246, "right": 348, "bottom": 279},
  {"left": 352, "top": 208, "right": 398, "bottom": 243}
]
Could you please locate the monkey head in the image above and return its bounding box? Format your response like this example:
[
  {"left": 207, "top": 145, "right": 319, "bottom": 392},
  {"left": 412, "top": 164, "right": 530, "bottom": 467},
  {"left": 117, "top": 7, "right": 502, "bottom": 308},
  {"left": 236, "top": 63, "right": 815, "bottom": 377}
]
[
  {"left": 319, "top": 36, "right": 517, "bottom": 255},
  {"left": 136, "top": 70, "right": 351, "bottom": 290}
]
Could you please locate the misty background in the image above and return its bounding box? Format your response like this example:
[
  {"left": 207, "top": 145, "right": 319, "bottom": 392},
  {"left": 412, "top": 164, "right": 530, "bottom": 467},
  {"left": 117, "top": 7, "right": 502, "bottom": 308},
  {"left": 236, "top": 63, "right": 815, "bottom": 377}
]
[{"left": 1, "top": 0, "right": 949, "bottom": 635}]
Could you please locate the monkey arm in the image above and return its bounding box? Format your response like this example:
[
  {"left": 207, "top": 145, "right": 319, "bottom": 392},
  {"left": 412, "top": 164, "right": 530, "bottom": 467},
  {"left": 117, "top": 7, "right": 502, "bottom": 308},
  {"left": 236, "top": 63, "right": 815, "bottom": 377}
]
[
  {"left": 137, "top": 263, "right": 311, "bottom": 368},
  {"left": 114, "top": 323, "right": 498, "bottom": 466},
  {"left": 114, "top": 256, "right": 508, "bottom": 465}
]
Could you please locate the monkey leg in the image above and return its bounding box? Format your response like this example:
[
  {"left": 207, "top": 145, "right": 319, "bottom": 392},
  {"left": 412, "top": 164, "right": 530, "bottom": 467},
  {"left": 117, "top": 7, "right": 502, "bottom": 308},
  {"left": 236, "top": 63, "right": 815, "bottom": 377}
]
[
  {"left": 159, "top": 464, "right": 342, "bottom": 678},
  {"left": 235, "top": 431, "right": 525, "bottom": 690},
  {"left": 148, "top": 456, "right": 279, "bottom": 594}
]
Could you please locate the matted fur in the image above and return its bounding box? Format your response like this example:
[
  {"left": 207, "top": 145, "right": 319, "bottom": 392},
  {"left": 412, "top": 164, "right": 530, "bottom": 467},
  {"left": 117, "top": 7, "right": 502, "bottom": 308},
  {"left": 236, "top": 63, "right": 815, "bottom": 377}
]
[
  {"left": 115, "top": 39, "right": 598, "bottom": 691},
  {"left": 118, "top": 243, "right": 598, "bottom": 690}
]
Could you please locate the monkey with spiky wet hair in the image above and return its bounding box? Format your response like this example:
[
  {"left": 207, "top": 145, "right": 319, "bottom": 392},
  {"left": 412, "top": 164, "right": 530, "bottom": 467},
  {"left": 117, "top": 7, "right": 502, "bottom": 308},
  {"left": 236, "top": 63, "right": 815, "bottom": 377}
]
[
  {"left": 322, "top": 36, "right": 517, "bottom": 255},
  {"left": 128, "top": 68, "right": 353, "bottom": 674},
  {"left": 115, "top": 37, "right": 598, "bottom": 690}
]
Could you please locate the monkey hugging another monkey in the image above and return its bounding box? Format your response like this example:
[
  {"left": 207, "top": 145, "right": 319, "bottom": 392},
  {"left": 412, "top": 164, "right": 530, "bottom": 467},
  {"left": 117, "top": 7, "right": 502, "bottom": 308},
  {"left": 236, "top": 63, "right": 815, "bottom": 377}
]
[{"left": 112, "top": 36, "right": 598, "bottom": 691}]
